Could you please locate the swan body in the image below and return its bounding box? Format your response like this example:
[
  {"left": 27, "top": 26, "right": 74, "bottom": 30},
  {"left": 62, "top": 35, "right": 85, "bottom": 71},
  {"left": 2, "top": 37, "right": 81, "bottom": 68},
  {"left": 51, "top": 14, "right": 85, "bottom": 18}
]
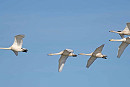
[
  {"left": 109, "top": 23, "right": 130, "bottom": 38},
  {"left": 48, "top": 49, "right": 77, "bottom": 72},
  {"left": 79, "top": 44, "right": 107, "bottom": 68},
  {"left": 109, "top": 37, "right": 130, "bottom": 58},
  {"left": 0, "top": 35, "right": 28, "bottom": 56}
]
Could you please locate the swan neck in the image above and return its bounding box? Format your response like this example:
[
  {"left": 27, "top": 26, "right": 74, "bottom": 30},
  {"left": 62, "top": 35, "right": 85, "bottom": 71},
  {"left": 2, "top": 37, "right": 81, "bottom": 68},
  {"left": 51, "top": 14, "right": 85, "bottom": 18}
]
[
  {"left": 79, "top": 53, "right": 92, "bottom": 56},
  {"left": 109, "top": 39, "right": 124, "bottom": 42},
  {"left": 109, "top": 31, "right": 120, "bottom": 34},
  {"left": 48, "top": 53, "right": 61, "bottom": 56},
  {"left": 0, "top": 47, "right": 11, "bottom": 50},
  {"left": 85, "top": 53, "right": 92, "bottom": 56}
]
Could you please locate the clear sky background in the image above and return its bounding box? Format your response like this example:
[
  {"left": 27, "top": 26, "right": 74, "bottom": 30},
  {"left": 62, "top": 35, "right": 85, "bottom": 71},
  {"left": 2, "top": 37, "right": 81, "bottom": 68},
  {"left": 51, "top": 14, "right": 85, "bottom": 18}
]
[{"left": 0, "top": 0, "right": 130, "bottom": 87}]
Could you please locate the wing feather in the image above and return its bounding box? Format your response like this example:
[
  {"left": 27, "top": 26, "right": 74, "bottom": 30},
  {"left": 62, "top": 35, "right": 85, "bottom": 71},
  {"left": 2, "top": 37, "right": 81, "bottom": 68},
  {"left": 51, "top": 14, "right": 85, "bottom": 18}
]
[
  {"left": 58, "top": 55, "right": 68, "bottom": 72},
  {"left": 86, "top": 56, "right": 97, "bottom": 68},
  {"left": 117, "top": 42, "right": 129, "bottom": 58},
  {"left": 12, "top": 50, "right": 18, "bottom": 56},
  {"left": 119, "top": 34, "right": 124, "bottom": 39},
  {"left": 11, "top": 35, "right": 25, "bottom": 48},
  {"left": 126, "top": 23, "right": 130, "bottom": 31},
  {"left": 93, "top": 44, "right": 105, "bottom": 54},
  {"left": 123, "top": 23, "right": 130, "bottom": 31}
]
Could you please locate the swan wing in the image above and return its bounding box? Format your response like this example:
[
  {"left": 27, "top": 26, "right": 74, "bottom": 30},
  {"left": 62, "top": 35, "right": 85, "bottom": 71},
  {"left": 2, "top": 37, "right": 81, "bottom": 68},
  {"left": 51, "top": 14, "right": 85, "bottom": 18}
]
[
  {"left": 117, "top": 42, "right": 129, "bottom": 58},
  {"left": 58, "top": 55, "right": 68, "bottom": 72},
  {"left": 64, "top": 49, "right": 73, "bottom": 53},
  {"left": 123, "top": 23, "right": 130, "bottom": 31},
  {"left": 86, "top": 56, "right": 97, "bottom": 68},
  {"left": 93, "top": 44, "right": 105, "bottom": 54},
  {"left": 119, "top": 34, "right": 124, "bottom": 39},
  {"left": 61, "top": 49, "right": 72, "bottom": 56},
  {"left": 11, "top": 35, "right": 25, "bottom": 48},
  {"left": 12, "top": 50, "right": 18, "bottom": 56},
  {"left": 127, "top": 23, "right": 130, "bottom": 30}
]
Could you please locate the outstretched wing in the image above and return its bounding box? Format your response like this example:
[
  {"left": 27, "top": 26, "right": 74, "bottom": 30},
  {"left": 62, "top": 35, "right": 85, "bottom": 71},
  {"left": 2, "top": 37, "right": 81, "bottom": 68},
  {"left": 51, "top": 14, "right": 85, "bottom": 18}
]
[
  {"left": 11, "top": 35, "right": 25, "bottom": 48},
  {"left": 86, "top": 56, "right": 97, "bottom": 68},
  {"left": 117, "top": 42, "right": 129, "bottom": 58},
  {"left": 12, "top": 50, "right": 18, "bottom": 56},
  {"left": 58, "top": 55, "right": 68, "bottom": 72},
  {"left": 127, "top": 23, "right": 130, "bottom": 30},
  {"left": 123, "top": 23, "right": 130, "bottom": 31},
  {"left": 93, "top": 44, "right": 105, "bottom": 54},
  {"left": 119, "top": 34, "right": 124, "bottom": 39}
]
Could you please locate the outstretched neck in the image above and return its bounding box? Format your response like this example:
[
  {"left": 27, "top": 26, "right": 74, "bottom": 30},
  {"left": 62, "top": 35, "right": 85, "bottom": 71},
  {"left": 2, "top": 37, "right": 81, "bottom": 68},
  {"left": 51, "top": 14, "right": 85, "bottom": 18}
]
[
  {"left": 109, "top": 30, "right": 121, "bottom": 34},
  {"left": 48, "top": 52, "right": 62, "bottom": 56},
  {"left": 85, "top": 53, "right": 92, "bottom": 56},
  {"left": 79, "top": 53, "right": 92, "bottom": 56},
  {"left": 0, "top": 47, "right": 11, "bottom": 50},
  {"left": 109, "top": 39, "right": 125, "bottom": 42}
]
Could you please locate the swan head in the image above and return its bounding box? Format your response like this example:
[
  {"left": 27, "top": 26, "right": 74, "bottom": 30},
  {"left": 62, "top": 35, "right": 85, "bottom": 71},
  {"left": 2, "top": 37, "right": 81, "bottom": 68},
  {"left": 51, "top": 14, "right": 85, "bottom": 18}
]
[
  {"left": 21, "top": 48, "right": 28, "bottom": 53},
  {"left": 102, "top": 55, "right": 107, "bottom": 59},
  {"left": 72, "top": 54, "right": 77, "bottom": 57}
]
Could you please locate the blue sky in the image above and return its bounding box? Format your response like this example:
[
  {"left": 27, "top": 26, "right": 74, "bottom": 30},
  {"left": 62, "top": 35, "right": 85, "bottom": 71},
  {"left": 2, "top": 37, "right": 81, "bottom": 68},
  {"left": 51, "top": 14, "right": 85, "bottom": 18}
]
[{"left": 0, "top": 0, "right": 130, "bottom": 87}]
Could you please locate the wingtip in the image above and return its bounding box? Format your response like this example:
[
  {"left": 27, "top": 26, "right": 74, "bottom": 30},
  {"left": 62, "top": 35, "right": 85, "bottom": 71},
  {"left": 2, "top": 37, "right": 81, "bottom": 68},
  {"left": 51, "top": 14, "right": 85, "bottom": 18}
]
[
  {"left": 15, "top": 34, "right": 25, "bottom": 38},
  {"left": 86, "top": 66, "right": 89, "bottom": 68},
  {"left": 109, "top": 39, "right": 112, "bottom": 41},
  {"left": 15, "top": 54, "right": 18, "bottom": 56},
  {"left": 102, "top": 44, "right": 105, "bottom": 46},
  {"left": 58, "top": 69, "right": 62, "bottom": 72},
  {"left": 117, "top": 56, "right": 120, "bottom": 58}
]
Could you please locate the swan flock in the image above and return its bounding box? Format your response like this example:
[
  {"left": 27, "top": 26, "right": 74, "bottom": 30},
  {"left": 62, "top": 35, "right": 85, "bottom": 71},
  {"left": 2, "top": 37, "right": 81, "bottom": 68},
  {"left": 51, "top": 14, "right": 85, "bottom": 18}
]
[{"left": 0, "top": 23, "right": 130, "bottom": 72}]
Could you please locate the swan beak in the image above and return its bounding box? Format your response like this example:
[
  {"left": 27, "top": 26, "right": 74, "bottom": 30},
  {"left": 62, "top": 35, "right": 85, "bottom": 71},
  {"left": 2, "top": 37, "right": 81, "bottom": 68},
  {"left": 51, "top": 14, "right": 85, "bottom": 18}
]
[
  {"left": 73, "top": 54, "right": 77, "bottom": 57},
  {"left": 48, "top": 54, "right": 53, "bottom": 56},
  {"left": 102, "top": 55, "right": 107, "bottom": 59},
  {"left": 26, "top": 50, "right": 28, "bottom": 53},
  {"left": 109, "top": 39, "right": 113, "bottom": 41},
  {"left": 109, "top": 30, "right": 113, "bottom": 32}
]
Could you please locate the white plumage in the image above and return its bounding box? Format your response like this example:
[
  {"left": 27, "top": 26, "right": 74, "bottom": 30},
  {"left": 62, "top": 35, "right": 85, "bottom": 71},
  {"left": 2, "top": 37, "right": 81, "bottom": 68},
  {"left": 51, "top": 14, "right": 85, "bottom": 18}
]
[
  {"left": 109, "top": 23, "right": 130, "bottom": 38},
  {"left": 79, "top": 44, "right": 107, "bottom": 68},
  {"left": 0, "top": 35, "right": 28, "bottom": 56},
  {"left": 110, "top": 37, "right": 130, "bottom": 58},
  {"left": 48, "top": 49, "right": 77, "bottom": 72}
]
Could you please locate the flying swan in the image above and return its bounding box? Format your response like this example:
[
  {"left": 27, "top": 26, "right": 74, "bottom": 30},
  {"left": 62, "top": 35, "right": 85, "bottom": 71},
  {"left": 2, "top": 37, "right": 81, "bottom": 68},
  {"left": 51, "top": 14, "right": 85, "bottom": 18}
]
[
  {"left": 48, "top": 49, "right": 77, "bottom": 72},
  {"left": 0, "top": 35, "right": 28, "bottom": 56},
  {"left": 109, "top": 37, "right": 130, "bottom": 58},
  {"left": 109, "top": 23, "right": 130, "bottom": 38},
  {"left": 79, "top": 44, "right": 107, "bottom": 68}
]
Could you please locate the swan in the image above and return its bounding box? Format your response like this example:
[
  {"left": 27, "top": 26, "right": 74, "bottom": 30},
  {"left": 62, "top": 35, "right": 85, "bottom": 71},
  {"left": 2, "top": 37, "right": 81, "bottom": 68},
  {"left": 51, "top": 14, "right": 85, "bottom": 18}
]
[
  {"left": 79, "top": 44, "right": 107, "bottom": 68},
  {"left": 109, "top": 23, "right": 130, "bottom": 38},
  {"left": 0, "top": 35, "right": 28, "bottom": 56},
  {"left": 109, "top": 37, "right": 130, "bottom": 58},
  {"left": 48, "top": 49, "right": 77, "bottom": 72}
]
